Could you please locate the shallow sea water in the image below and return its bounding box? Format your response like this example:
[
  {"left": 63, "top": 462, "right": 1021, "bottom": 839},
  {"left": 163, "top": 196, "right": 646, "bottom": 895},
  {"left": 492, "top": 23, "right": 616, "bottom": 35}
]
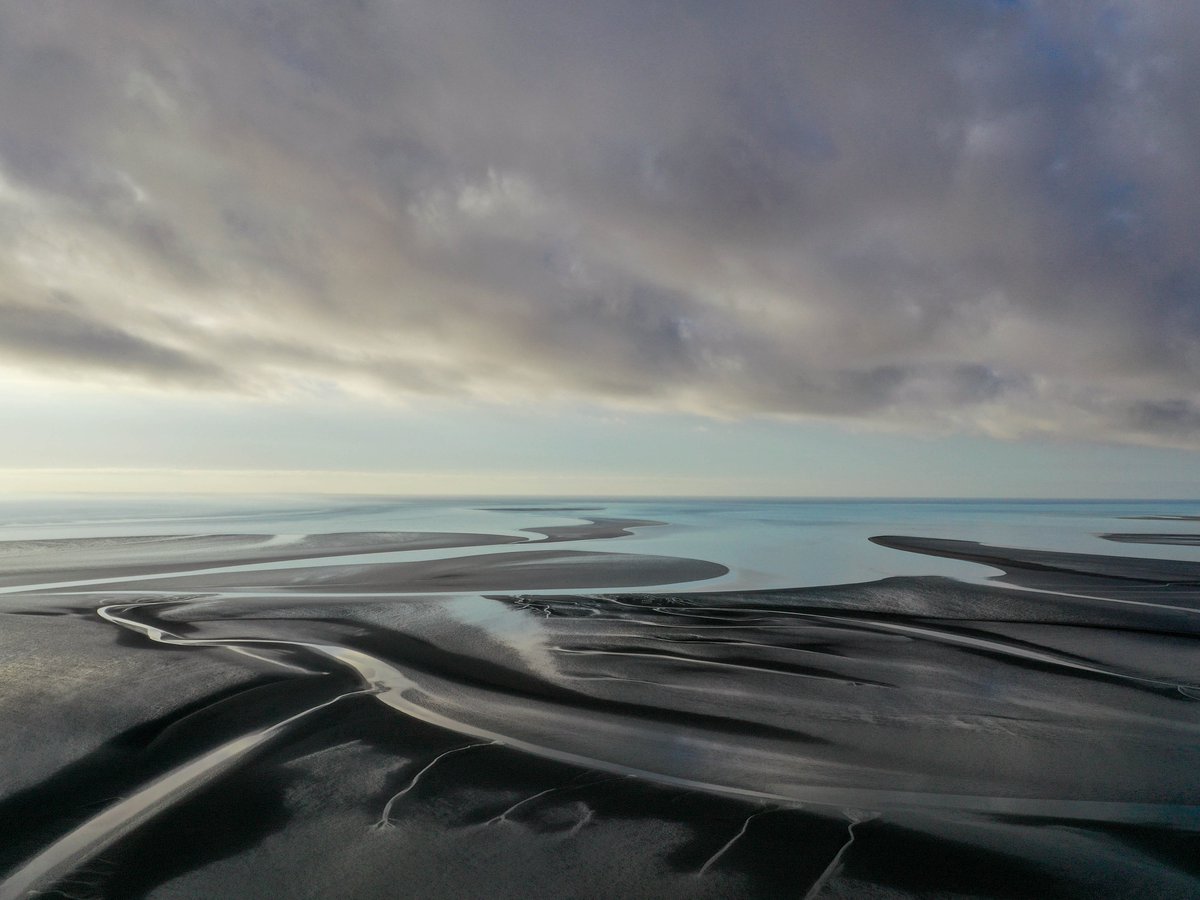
[
  {"left": 1, "top": 495, "right": 1199, "bottom": 899},
  {"left": 3, "top": 494, "right": 1199, "bottom": 588}
]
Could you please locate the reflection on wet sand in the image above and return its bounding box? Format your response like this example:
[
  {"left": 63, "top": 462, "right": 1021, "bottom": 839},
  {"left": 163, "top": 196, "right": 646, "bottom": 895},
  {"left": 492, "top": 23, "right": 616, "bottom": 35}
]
[{"left": 2, "top": 514, "right": 1199, "bottom": 898}]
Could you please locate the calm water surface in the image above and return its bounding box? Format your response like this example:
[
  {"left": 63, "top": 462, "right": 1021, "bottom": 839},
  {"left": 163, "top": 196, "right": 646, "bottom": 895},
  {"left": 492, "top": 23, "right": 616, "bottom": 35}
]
[{"left": 2, "top": 495, "right": 1197, "bottom": 591}]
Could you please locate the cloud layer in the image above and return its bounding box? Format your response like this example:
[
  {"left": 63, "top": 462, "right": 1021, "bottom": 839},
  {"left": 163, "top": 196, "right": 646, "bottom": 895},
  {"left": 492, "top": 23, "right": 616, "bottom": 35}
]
[{"left": 1, "top": 1, "right": 1198, "bottom": 444}]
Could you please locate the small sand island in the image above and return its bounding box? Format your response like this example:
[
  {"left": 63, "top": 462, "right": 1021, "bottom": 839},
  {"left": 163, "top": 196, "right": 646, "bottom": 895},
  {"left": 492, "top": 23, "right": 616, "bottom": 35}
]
[{"left": 4, "top": 501, "right": 1199, "bottom": 898}]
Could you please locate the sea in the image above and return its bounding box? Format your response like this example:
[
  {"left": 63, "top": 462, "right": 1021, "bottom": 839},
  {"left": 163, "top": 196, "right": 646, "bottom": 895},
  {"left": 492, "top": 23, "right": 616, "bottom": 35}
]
[
  {"left": 3, "top": 494, "right": 1200, "bottom": 899},
  {"left": 2, "top": 494, "right": 1198, "bottom": 592}
]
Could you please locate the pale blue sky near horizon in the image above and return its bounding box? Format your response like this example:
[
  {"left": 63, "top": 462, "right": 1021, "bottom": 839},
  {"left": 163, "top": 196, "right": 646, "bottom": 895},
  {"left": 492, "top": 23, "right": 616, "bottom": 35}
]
[{"left": 2, "top": 378, "right": 1197, "bottom": 497}]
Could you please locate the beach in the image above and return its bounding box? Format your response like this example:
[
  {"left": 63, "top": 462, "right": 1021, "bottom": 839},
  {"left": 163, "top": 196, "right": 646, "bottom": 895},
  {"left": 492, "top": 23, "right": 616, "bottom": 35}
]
[{"left": 2, "top": 498, "right": 1199, "bottom": 898}]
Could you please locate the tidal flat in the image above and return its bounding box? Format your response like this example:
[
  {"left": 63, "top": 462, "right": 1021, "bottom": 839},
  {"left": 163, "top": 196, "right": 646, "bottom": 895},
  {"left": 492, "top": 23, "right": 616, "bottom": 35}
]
[{"left": 1, "top": 497, "right": 1199, "bottom": 899}]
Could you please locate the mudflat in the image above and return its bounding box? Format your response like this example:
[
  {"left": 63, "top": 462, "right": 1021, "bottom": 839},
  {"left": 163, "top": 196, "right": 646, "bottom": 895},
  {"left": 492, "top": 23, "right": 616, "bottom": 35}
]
[{"left": 2, "top": 505, "right": 1199, "bottom": 898}]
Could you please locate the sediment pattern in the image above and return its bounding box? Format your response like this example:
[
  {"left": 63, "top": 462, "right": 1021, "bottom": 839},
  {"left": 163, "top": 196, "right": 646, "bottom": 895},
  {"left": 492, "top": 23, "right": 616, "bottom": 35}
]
[{"left": 2, "top": 515, "right": 1199, "bottom": 898}]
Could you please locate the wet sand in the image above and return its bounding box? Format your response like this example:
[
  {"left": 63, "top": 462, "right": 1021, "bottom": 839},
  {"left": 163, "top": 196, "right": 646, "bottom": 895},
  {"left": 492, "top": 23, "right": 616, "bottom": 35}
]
[
  {"left": 519, "top": 516, "right": 665, "bottom": 542},
  {"left": 1101, "top": 533, "right": 1200, "bottom": 546},
  {"left": 2, "top": 517, "right": 1199, "bottom": 898},
  {"left": 44, "top": 548, "right": 727, "bottom": 594},
  {"left": 1120, "top": 514, "right": 1200, "bottom": 521},
  {"left": 0, "top": 531, "right": 527, "bottom": 588},
  {"left": 871, "top": 534, "right": 1200, "bottom": 592}
]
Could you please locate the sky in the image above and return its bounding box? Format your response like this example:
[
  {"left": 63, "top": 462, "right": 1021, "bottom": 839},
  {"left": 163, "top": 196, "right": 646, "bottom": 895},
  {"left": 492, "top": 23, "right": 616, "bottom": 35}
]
[{"left": 0, "top": 1, "right": 1198, "bottom": 497}]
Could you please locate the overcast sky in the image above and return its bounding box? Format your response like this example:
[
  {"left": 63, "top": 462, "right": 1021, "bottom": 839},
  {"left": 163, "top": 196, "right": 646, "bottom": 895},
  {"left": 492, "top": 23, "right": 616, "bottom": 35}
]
[{"left": 1, "top": 1, "right": 1198, "bottom": 495}]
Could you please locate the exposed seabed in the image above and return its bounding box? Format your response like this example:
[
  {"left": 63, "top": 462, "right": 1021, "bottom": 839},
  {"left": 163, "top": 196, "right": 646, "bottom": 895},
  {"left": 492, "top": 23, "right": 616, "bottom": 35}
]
[{"left": 2, "top": 511, "right": 1199, "bottom": 898}]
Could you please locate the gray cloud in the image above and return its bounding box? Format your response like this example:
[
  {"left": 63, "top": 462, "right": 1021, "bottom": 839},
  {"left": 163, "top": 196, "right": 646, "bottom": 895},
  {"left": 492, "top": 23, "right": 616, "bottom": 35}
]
[
  {"left": 0, "top": 1, "right": 1198, "bottom": 444},
  {"left": 0, "top": 295, "right": 228, "bottom": 386}
]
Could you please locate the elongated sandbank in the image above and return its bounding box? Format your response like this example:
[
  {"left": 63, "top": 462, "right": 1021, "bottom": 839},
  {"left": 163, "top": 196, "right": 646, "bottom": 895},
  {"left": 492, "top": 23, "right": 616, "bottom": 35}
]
[
  {"left": 522, "top": 516, "right": 665, "bottom": 542},
  {"left": 1099, "top": 532, "right": 1200, "bottom": 546},
  {"left": 57, "top": 549, "right": 728, "bottom": 593},
  {"left": 0, "top": 532, "right": 526, "bottom": 588},
  {"left": 0, "top": 519, "right": 683, "bottom": 590},
  {"left": 870, "top": 534, "right": 1200, "bottom": 586}
]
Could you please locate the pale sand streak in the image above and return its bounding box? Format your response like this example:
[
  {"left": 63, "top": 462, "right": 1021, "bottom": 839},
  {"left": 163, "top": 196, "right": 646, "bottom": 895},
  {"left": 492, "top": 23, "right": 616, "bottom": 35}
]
[
  {"left": 696, "top": 809, "right": 771, "bottom": 877},
  {"left": 10, "top": 594, "right": 1200, "bottom": 900},
  {"left": 484, "top": 786, "right": 564, "bottom": 827},
  {"left": 802, "top": 815, "right": 865, "bottom": 900},
  {"left": 371, "top": 742, "right": 494, "bottom": 830},
  {"left": 94, "top": 601, "right": 1200, "bottom": 823},
  {"left": 598, "top": 598, "right": 1200, "bottom": 696},
  {"left": 483, "top": 777, "right": 626, "bottom": 827},
  {"left": 0, "top": 689, "right": 374, "bottom": 900}
]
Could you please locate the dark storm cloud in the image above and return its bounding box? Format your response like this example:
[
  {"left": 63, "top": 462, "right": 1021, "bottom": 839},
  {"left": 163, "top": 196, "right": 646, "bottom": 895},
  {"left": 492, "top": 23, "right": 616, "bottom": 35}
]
[{"left": 0, "top": 1, "right": 1197, "bottom": 443}]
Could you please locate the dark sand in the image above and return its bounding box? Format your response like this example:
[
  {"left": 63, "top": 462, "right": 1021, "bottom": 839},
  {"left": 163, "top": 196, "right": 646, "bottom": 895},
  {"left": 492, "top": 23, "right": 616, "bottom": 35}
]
[
  {"left": 521, "top": 516, "right": 665, "bottom": 542},
  {"left": 480, "top": 506, "right": 605, "bottom": 513},
  {"left": 871, "top": 534, "right": 1200, "bottom": 588},
  {"left": 56, "top": 548, "right": 727, "bottom": 594},
  {"left": 1120, "top": 514, "right": 1200, "bottom": 521},
  {"left": 2, "top": 526, "right": 1199, "bottom": 898},
  {"left": 1101, "top": 532, "right": 1200, "bottom": 546},
  {"left": 0, "top": 531, "right": 526, "bottom": 588}
]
